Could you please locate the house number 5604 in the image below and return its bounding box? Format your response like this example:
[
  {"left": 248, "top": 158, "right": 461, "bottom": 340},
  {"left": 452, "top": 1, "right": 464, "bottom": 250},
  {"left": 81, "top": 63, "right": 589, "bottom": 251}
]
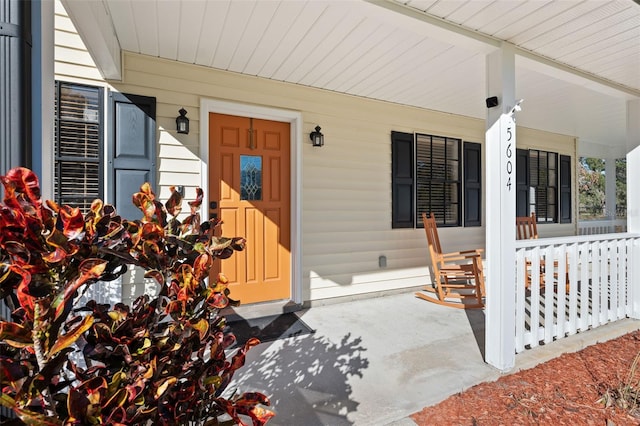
[{"left": 505, "top": 126, "right": 513, "bottom": 191}]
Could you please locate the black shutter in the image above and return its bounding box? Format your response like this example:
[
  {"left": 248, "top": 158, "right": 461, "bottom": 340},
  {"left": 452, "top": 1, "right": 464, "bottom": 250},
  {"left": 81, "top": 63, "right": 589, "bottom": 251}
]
[
  {"left": 516, "top": 149, "right": 529, "bottom": 217},
  {"left": 391, "top": 131, "right": 414, "bottom": 228},
  {"left": 0, "top": 0, "right": 31, "bottom": 175},
  {"left": 108, "top": 92, "right": 156, "bottom": 220},
  {"left": 559, "top": 154, "right": 571, "bottom": 223},
  {"left": 463, "top": 142, "right": 481, "bottom": 226}
]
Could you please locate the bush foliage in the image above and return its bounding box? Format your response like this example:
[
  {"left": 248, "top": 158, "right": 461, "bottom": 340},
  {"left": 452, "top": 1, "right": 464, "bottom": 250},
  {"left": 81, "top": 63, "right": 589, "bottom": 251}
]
[{"left": 0, "top": 167, "right": 274, "bottom": 425}]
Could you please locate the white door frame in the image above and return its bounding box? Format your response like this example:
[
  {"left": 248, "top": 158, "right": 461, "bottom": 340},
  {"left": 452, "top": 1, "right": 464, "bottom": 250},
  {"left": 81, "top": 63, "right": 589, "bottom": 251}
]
[{"left": 199, "top": 98, "right": 303, "bottom": 305}]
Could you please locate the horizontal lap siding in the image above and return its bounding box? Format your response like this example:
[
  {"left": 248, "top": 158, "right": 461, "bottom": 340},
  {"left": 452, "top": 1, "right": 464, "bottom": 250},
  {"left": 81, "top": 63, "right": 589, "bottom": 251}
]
[
  {"left": 122, "top": 52, "right": 485, "bottom": 300},
  {"left": 119, "top": 52, "right": 575, "bottom": 301},
  {"left": 56, "top": 0, "right": 579, "bottom": 302},
  {"left": 54, "top": 3, "right": 105, "bottom": 85}
]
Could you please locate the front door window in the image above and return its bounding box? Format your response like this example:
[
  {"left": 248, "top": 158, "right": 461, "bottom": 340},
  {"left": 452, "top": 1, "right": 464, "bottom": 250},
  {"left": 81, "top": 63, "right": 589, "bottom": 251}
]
[{"left": 240, "top": 155, "right": 262, "bottom": 201}]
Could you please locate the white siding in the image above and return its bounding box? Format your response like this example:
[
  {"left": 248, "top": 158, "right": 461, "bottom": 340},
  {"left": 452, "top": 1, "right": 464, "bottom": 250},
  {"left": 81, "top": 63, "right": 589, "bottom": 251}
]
[
  {"left": 54, "top": 0, "right": 577, "bottom": 304},
  {"left": 117, "top": 51, "right": 576, "bottom": 302},
  {"left": 55, "top": 1, "right": 107, "bottom": 85}
]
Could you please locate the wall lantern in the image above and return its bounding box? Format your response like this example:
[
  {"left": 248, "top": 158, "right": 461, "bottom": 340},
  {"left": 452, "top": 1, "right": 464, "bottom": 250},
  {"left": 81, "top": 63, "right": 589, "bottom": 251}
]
[
  {"left": 176, "top": 108, "right": 189, "bottom": 134},
  {"left": 309, "top": 125, "right": 324, "bottom": 147}
]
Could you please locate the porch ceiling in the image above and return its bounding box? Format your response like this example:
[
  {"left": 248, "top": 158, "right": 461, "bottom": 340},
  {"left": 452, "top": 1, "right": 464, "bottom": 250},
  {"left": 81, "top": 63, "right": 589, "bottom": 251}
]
[{"left": 64, "top": 0, "right": 640, "bottom": 155}]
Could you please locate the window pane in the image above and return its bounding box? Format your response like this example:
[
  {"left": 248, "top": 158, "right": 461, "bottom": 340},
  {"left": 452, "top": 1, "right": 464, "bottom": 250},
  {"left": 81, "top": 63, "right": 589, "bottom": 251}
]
[
  {"left": 446, "top": 138, "right": 459, "bottom": 161},
  {"left": 415, "top": 133, "right": 461, "bottom": 226},
  {"left": 447, "top": 183, "right": 459, "bottom": 204},
  {"left": 548, "top": 169, "right": 557, "bottom": 187},
  {"left": 536, "top": 186, "right": 548, "bottom": 221},
  {"left": 240, "top": 155, "right": 262, "bottom": 201},
  {"left": 57, "top": 161, "right": 100, "bottom": 211},
  {"left": 445, "top": 205, "right": 458, "bottom": 225},
  {"left": 54, "top": 82, "right": 102, "bottom": 212},
  {"left": 522, "top": 149, "right": 563, "bottom": 223},
  {"left": 58, "top": 123, "right": 100, "bottom": 157},
  {"left": 529, "top": 151, "right": 539, "bottom": 186}
]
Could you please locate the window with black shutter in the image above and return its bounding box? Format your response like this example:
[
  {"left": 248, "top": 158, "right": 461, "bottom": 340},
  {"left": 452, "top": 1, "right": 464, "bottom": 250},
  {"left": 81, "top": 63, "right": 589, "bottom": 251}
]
[
  {"left": 416, "top": 133, "right": 461, "bottom": 226},
  {"left": 391, "top": 131, "right": 414, "bottom": 228},
  {"left": 515, "top": 149, "right": 571, "bottom": 224},
  {"left": 559, "top": 155, "right": 571, "bottom": 223},
  {"left": 54, "top": 82, "right": 103, "bottom": 211},
  {"left": 391, "top": 132, "right": 481, "bottom": 228}
]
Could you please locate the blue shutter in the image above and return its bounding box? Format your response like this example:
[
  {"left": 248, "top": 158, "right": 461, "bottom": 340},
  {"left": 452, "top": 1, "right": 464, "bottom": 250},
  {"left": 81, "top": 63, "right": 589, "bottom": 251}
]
[
  {"left": 108, "top": 92, "right": 156, "bottom": 220},
  {"left": 391, "top": 131, "right": 414, "bottom": 228}
]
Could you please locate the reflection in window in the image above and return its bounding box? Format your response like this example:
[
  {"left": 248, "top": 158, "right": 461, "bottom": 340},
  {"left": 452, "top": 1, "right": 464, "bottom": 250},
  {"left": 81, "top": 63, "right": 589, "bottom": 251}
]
[
  {"left": 416, "top": 133, "right": 461, "bottom": 226},
  {"left": 528, "top": 149, "right": 557, "bottom": 223},
  {"left": 240, "top": 155, "right": 262, "bottom": 200}
]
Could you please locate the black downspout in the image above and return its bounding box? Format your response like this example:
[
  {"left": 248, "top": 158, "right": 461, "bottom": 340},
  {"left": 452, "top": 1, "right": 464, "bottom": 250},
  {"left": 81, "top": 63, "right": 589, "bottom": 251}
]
[{"left": 1, "top": 2, "right": 32, "bottom": 420}]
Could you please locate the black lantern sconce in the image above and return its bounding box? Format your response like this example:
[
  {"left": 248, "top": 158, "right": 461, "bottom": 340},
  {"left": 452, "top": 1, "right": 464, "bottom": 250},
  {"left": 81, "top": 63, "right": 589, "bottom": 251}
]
[
  {"left": 176, "top": 108, "right": 189, "bottom": 134},
  {"left": 309, "top": 125, "right": 324, "bottom": 147}
]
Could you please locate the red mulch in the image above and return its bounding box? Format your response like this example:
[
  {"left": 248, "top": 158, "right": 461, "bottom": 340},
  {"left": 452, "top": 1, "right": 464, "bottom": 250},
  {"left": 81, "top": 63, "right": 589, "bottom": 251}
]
[{"left": 411, "top": 330, "right": 640, "bottom": 426}]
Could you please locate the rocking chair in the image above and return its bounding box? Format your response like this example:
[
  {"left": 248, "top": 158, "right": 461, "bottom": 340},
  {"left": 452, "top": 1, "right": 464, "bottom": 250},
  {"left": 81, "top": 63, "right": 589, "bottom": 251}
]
[
  {"left": 516, "top": 212, "right": 569, "bottom": 291},
  {"left": 415, "top": 213, "right": 485, "bottom": 309}
]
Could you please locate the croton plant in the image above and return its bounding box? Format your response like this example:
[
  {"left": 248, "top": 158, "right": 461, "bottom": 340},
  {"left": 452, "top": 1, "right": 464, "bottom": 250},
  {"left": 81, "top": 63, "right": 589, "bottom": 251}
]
[{"left": 0, "top": 167, "right": 274, "bottom": 425}]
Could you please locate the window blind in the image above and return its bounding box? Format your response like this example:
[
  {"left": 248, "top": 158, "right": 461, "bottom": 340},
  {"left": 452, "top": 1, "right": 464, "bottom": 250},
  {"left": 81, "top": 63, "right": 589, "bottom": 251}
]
[{"left": 54, "top": 82, "right": 103, "bottom": 211}]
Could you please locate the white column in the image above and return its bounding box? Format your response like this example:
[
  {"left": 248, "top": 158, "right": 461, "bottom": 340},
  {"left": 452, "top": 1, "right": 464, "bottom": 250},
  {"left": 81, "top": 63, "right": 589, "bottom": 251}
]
[
  {"left": 628, "top": 100, "right": 640, "bottom": 233},
  {"left": 485, "top": 44, "right": 517, "bottom": 371},
  {"left": 31, "top": 0, "right": 55, "bottom": 199},
  {"left": 627, "top": 99, "right": 640, "bottom": 319},
  {"left": 604, "top": 158, "right": 616, "bottom": 220}
]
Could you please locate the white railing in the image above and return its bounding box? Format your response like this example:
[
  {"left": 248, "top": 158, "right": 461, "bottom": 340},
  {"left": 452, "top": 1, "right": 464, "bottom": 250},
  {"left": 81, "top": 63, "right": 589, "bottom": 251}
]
[
  {"left": 578, "top": 219, "right": 627, "bottom": 235},
  {"left": 514, "top": 233, "right": 640, "bottom": 353}
]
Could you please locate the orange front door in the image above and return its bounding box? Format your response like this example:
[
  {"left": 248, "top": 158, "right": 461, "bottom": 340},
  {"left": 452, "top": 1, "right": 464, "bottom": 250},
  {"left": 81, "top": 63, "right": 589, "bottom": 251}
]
[{"left": 209, "top": 113, "right": 291, "bottom": 304}]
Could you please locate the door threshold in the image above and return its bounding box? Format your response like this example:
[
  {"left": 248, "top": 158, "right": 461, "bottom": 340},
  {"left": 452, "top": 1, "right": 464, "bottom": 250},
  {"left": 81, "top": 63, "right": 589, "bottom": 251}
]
[{"left": 220, "top": 299, "right": 302, "bottom": 322}]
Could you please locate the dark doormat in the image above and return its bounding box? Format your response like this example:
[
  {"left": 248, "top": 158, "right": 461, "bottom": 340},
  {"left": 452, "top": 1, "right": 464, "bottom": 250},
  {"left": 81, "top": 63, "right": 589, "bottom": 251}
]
[{"left": 226, "top": 312, "right": 315, "bottom": 347}]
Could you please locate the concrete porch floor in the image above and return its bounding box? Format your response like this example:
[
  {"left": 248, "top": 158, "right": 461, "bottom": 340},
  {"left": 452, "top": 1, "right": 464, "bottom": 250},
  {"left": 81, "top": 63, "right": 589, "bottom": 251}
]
[{"left": 227, "top": 291, "right": 640, "bottom": 426}]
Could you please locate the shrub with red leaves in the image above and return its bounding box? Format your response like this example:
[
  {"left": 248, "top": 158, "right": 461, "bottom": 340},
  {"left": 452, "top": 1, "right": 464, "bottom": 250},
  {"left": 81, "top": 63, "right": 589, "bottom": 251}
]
[{"left": 0, "top": 167, "right": 273, "bottom": 425}]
